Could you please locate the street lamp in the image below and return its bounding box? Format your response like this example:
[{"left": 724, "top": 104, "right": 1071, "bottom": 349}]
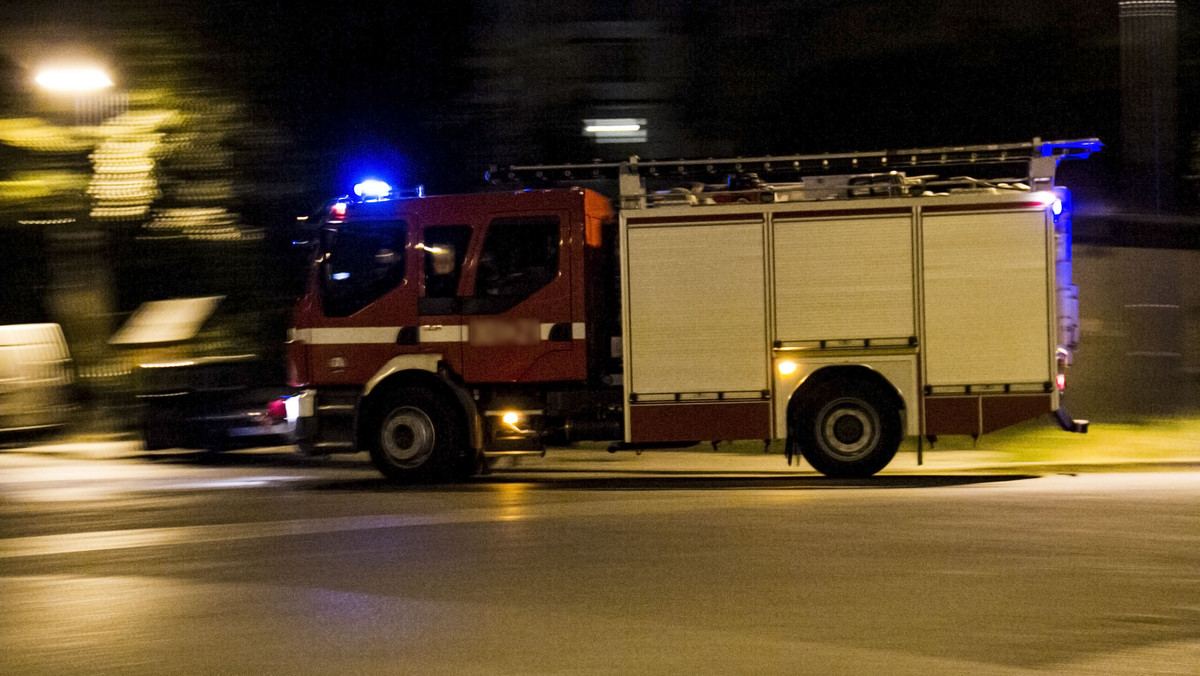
[
  {"left": 34, "top": 66, "right": 113, "bottom": 92},
  {"left": 34, "top": 65, "right": 122, "bottom": 127},
  {"left": 27, "top": 65, "right": 125, "bottom": 426}
]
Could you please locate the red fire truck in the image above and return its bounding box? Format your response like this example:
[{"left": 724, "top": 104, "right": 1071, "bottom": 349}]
[{"left": 287, "top": 139, "right": 1098, "bottom": 481}]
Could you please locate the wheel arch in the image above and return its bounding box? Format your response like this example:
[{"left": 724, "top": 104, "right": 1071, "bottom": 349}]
[
  {"left": 359, "top": 366, "right": 482, "bottom": 452},
  {"left": 785, "top": 365, "right": 906, "bottom": 439}
]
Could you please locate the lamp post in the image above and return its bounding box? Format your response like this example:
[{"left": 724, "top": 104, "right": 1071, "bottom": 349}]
[{"left": 32, "top": 64, "right": 123, "bottom": 428}]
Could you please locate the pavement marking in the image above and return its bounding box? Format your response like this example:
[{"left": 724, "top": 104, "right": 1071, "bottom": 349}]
[
  {"left": 4, "top": 472, "right": 1197, "bottom": 560},
  {"left": 0, "top": 513, "right": 457, "bottom": 559},
  {"left": 0, "top": 492, "right": 791, "bottom": 560}
]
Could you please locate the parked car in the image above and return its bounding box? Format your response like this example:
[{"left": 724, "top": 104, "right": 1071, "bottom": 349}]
[
  {"left": 111, "top": 297, "right": 293, "bottom": 451},
  {"left": 0, "top": 323, "right": 78, "bottom": 435}
]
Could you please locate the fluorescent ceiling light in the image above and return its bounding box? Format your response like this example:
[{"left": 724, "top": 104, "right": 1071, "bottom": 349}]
[{"left": 583, "top": 118, "right": 647, "bottom": 144}]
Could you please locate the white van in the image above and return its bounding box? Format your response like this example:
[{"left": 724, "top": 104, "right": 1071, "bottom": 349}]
[{"left": 0, "top": 323, "right": 77, "bottom": 433}]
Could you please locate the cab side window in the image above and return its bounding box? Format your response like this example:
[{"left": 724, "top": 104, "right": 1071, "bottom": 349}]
[
  {"left": 417, "top": 224, "right": 472, "bottom": 316},
  {"left": 422, "top": 225, "right": 472, "bottom": 298},
  {"left": 320, "top": 219, "right": 407, "bottom": 317},
  {"left": 472, "top": 216, "right": 560, "bottom": 312}
]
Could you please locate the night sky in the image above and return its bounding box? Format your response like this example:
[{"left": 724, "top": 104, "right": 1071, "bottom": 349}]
[{"left": 0, "top": 1, "right": 1193, "bottom": 197}]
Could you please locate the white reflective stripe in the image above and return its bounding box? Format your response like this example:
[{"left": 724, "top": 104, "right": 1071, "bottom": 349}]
[
  {"left": 538, "top": 322, "right": 587, "bottom": 340},
  {"left": 305, "top": 327, "right": 403, "bottom": 345},
  {"left": 420, "top": 325, "right": 467, "bottom": 343},
  {"left": 294, "top": 322, "right": 585, "bottom": 345}
]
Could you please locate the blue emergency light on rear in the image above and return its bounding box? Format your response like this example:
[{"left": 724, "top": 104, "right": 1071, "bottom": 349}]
[{"left": 1038, "top": 139, "right": 1103, "bottom": 159}]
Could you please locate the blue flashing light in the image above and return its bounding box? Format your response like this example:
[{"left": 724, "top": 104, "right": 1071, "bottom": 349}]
[
  {"left": 332, "top": 272, "right": 350, "bottom": 281},
  {"left": 354, "top": 179, "right": 392, "bottom": 200},
  {"left": 1051, "top": 199, "right": 1064, "bottom": 216},
  {"left": 1038, "top": 139, "right": 1104, "bottom": 159}
]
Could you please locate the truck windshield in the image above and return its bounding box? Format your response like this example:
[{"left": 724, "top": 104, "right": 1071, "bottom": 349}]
[{"left": 319, "top": 219, "right": 408, "bottom": 317}]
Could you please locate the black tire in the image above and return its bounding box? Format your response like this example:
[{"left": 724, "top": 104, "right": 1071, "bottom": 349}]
[
  {"left": 794, "top": 379, "right": 901, "bottom": 478},
  {"left": 364, "top": 386, "right": 474, "bottom": 483},
  {"left": 142, "top": 403, "right": 189, "bottom": 450},
  {"left": 142, "top": 419, "right": 174, "bottom": 450}
]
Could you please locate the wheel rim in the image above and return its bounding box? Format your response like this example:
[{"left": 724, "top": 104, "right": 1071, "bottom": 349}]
[
  {"left": 380, "top": 406, "right": 436, "bottom": 469},
  {"left": 816, "top": 397, "right": 880, "bottom": 461}
]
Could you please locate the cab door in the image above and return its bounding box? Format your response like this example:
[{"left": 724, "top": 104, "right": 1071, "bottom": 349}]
[
  {"left": 309, "top": 215, "right": 415, "bottom": 386},
  {"left": 459, "top": 212, "right": 581, "bottom": 383}
]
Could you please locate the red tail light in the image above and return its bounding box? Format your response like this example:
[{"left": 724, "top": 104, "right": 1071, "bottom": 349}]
[{"left": 267, "top": 398, "right": 288, "bottom": 420}]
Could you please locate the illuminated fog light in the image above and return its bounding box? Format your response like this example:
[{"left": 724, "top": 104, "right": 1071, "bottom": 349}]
[
  {"left": 502, "top": 411, "right": 520, "bottom": 425},
  {"left": 778, "top": 361, "right": 798, "bottom": 376}
]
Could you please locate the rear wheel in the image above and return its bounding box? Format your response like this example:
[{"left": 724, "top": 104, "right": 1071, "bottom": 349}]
[
  {"left": 365, "top": 387, "right": 474, "bottom": 482},
  {"left": 794, "top": 379, "right": 901, "bottom": 478},
  {"left": 142, "top": 401, "right": 191, "bottom": 450}
]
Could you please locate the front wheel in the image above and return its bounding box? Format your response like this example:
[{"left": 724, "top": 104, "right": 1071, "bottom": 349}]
[
  {"left": 365, "top": 387, "right": 473, "bottom": 483},
  {"left": 794, "top": 379, "right": 901, "bottom": 478}
]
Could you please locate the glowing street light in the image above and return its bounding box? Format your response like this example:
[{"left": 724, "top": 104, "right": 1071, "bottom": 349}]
[
  {"left": 33, "top": 65, "right": 124, "bottom": 127},
  {"left": 34, "top": 67, "right": 113, "bottom": 92}
]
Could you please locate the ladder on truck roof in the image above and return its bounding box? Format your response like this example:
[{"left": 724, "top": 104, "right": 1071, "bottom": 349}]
[{"left": 487, "top": 137, "right": 1102, "bottom": 209}]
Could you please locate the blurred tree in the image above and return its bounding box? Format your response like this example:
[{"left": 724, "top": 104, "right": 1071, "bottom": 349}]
[{"left": 0, "top": 19, "right": 306, "bottom": 427}]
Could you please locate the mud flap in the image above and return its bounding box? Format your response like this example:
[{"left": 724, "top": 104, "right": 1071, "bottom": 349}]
[{"left": 1053, "top": 406, "right": 1089, "bottom": 433}]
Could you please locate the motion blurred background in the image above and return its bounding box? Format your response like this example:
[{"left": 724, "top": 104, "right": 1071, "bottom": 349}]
[{"left": 0, "top": 0, "right": 1196, "bottom": 430}]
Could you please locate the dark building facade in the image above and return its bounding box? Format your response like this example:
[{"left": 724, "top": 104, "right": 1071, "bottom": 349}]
[{"left": 1120, "top": 0, "right": 1178, "bottom": 211}]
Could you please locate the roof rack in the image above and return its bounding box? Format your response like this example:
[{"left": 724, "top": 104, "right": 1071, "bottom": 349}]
[{"left": 487, "top": 138, "right": 1102, "bottom": 209}]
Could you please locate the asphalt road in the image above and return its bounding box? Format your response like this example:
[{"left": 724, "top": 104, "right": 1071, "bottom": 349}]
[{"left": 1, "top": 447, "right": 1198, "bottom": 674}]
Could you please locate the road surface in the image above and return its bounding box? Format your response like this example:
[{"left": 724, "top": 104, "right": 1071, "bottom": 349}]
[{"left": 1, "top": 446, "right": 1197, "bottom": 674}]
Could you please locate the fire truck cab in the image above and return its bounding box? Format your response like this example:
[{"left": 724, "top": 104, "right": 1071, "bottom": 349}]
[
  {"left": 288, "top": 187, "right": 622, "bottom": 481},
  {"left": 288, "top": 138, "right": 1098, "bottom": 481}
]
